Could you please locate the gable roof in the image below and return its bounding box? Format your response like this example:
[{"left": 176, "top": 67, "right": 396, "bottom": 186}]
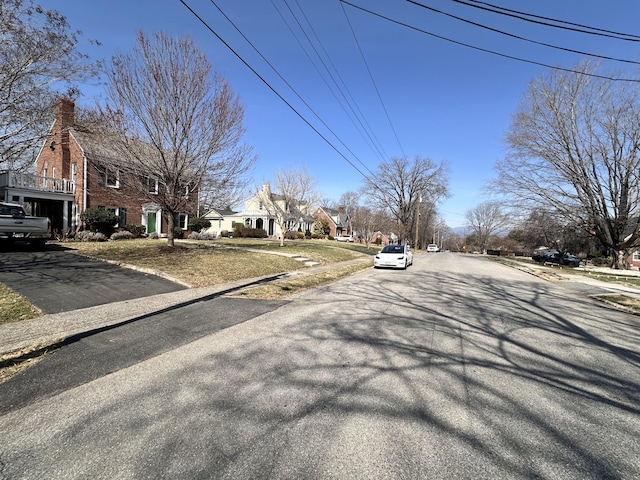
[
  {"left": 204, "top": 207, "right": 238, "bottom": 219},
  {"left": 317, "top": 206, "right": 349, "bottom": 228}
]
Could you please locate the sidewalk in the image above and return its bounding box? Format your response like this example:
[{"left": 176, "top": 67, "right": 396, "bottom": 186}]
[
  {"left": 3, "top": 254, "right": 637, "bottom": 359},
  {"left": 0, "top": 255, "right": 373, "bottom": 357}
]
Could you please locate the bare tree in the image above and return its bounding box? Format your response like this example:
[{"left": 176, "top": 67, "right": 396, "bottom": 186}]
[
  {"left": 0, "top": 0, "right": 98, "bottom": 170},
  {"left": 100, "top": 31, "right": 255, "bottom": 246},
  {"left": 197, "top": 142, "right": 255, "bottom": 214},
  {"left": 349, "top": 205, "right": 375, "bottom": 246},
  {"left": 363, "top": 156, "right": 449, "bottom": 244},
  {"left": 465, "top": 201, "right": 510, "bottom": 253},
  {"left": 338, "top": 191, "right": 359, "bottom": 213},
  {"left": 259, "top": 166, "right": 320, "bottom": 247},
  {"left": 338, "top": 190, "right": 360, "bottom": 235},
  {"left": 494, "top": 62, "right": 640, "bottom": 269}
]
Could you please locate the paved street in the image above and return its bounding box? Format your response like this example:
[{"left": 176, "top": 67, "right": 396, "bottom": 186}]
[{"left": 0, "top": 253, "right": 638, "bottom": 479}]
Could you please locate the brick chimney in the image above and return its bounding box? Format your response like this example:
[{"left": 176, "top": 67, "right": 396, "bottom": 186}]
[
  {"left": 54, "top": 98, "right": 75, "bottom": 172},
  {"left": 56, "top": 97, "right": 75, "bottom": 129}
]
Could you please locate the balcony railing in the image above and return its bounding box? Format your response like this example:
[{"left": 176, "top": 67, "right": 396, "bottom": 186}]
[{"left": 0, "top": 170, "right": 75, "bottom": 194}]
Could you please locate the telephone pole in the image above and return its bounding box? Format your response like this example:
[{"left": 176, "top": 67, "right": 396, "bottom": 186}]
[{"left": 414, "top": 194, "right": 421, "bottom": 249}]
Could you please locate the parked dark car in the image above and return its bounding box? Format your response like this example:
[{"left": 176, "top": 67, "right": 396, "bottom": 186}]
[{"left": 532, "top": 249, "right": 580, "bottom": 267}]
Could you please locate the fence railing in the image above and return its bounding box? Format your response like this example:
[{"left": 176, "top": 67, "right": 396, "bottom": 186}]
[{"left": 0, "top": 170, "right": 75, "bottom": 194}]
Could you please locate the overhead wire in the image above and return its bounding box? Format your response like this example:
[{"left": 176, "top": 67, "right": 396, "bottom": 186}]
[
  {"left": 339, "top": 0, "right": 640, "bottom": 83},
  {"left": 339, "top": 0, "right": 407, "bottom": 159},
  {"left": 407, "top": 0, "right": 640, "bottom": 66},
  {"left": 279, "top": 0, "right": 385, "bottom": 170},
  {"left": 178, "top": 0, "right": 375, "bottom": 182},
  {"left": 290, "top": 0, "right": 396, "bottom": 165},
  {"left": 453, "top": 0, "right": 640, "bottom": 41}
]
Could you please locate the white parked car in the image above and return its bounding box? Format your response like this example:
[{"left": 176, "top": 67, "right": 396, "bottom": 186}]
[
  {"left": 335, "top": 234, "right": 354, "bottom": 242},
  {"left": 427, "top": 244, "right": 439, "bottom": 252},
  {"left": 374, "top": 244, "right": 413, "bottom": 269}
]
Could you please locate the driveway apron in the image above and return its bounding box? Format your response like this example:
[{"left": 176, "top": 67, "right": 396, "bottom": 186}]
[{"left": 0, "top": 246, "right": 185, "bottom": 314}]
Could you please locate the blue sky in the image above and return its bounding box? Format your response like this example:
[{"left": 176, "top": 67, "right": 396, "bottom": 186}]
[{"left": 39, "top": 0, "right": 640, "bottom": 228}]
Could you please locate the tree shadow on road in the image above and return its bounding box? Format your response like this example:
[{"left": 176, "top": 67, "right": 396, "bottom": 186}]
[{"left": 1, "top": 255, "right": 638, "bottom": 478}]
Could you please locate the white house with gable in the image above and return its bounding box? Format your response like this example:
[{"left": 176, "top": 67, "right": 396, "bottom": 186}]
[{"left": 205, "top": 184, "right": 314, "bottom": 239}]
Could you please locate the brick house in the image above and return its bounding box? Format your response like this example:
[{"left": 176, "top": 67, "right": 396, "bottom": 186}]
[
  {"left": 370, "top": 231, "right": 398, "bottom": 246},
  {"left": 313, "top": 206, "right": 351, "bottom": 237},
  {"left": 28, "top": 98, "right": 197, "bottom": 236}
]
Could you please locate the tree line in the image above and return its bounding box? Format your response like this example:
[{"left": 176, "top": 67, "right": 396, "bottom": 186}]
[{"left": 3, "top": 1, "right": 640, "bottom": 267}]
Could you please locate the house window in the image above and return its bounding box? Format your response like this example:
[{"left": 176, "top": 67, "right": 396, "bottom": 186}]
[
  {"left": 99, "top": 166, "right": 120, "bottom": 188},
  {"left": 118, "top": 208, "right": 127, "bottom": 227},
  {"left": 146, "top": 177, "right": 159, "bottom": 194},
  {"left": 633, "top": 251, "right": 640, "bottom": 262},
  {"left": 71, "top": 163, "right": 77, "bottom": 183},
  {"left": 176, "top": 213, "right": 188, "bottom": 230}
]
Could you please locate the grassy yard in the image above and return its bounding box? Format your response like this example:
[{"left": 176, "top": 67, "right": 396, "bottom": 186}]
[
  {"left": 0, "top": 284, "right": 41, "bottom": 325},
  {"left": 65, "top": 238, "right": 368, "bottom": 287},
  {"left": 0, "top": 238, "right": 373, "bottom": 326}
]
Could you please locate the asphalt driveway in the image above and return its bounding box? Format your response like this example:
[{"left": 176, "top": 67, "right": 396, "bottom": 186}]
[{"left": 0, "top": 243, "right": 186, "bottom": 314}]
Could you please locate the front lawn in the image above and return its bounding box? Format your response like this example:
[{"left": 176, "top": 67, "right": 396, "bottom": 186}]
[
  {"left": 0, "top": 284, "right": 41, "bottom": 325},
  {"left": 65, "top": 238, "right": 369, "bottom": 288}
]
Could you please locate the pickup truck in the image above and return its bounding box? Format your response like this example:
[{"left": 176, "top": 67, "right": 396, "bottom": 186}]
[{"left": 0, "top": 202, "right": 51, "bottom": 247}]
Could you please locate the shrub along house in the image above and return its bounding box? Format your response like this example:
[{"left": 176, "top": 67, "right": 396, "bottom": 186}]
[{"left": 30, "top": 98, "right": 197, "bottom": 236}]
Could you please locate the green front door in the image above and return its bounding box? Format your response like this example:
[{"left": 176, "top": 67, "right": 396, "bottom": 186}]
[{"left": 147, "top": 211, "right": 157, "bottom": 233}]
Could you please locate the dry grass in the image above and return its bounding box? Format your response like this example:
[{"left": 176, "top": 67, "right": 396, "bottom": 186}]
[
  {"left": 597, "top": 294, "right": 640, "bottom": 313},
  {"left": 64, "top": 238, "right": 372, "bottom": 287},
  {"left": 232, "top": 262, "right": 372, "bottom": 299},
  {"left": 0, "top": 343, "right": 52, "bottom": 384},
  {"left": 0, "top": 283, "right": 41, "bottom": 325},
  {"left": 66, "top": 240, "right": 308, "bottom": 287},
  {"left": 0, "top": 240, "right": 373, "bottom": 382}
]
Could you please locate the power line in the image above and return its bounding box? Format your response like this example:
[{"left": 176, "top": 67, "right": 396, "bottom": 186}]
[
  {"left": 340, "top": 0, "right": 640, "bottom": 83},
  {"left": 279, "top": 0, "right": 385, "bottom": 170},
  {"left": 453, "top": 0, "right": 640, "bottom": 41},
  {"left": 340, "top": 0, "right": 407, "bottom": 158},
  {"left": 178, "top": 0, "right": 374, "bottom": 182},
  {"left": 407, "top": 0, "right": 640, "bottom": 66}
]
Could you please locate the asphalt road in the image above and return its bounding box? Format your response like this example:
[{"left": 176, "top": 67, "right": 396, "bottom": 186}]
[
  {"left": 1, "top": 252, "right": 639, "bottom": 479},
  {"left": 0, "top": 243, "right": 185, "bottom": 313}
]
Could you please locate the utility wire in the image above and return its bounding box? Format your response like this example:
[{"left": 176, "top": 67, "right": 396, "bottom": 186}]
[
  {"left": 340, "top": 0, "right": 407, "bottom": 158},
  {"left": 272, "top": 0, "right": 381, "bottom": 170},
  {"left": 408, "top": 0, "right": 640, "bottom": 66},
  {"left": 291, "top": 0, "right": 392, "bottom": 165},
  {"left": 179, "top": 0, "right": 373, "bottom": 181},
  {"left": 453, "top": 0, "right": 640, "bottom": 41},
  {"left": 340, "top": 0, "right": 640, "bottom": 83},
  {"left": 279, "top": 0, "right": 384, "bottom": 171}
]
